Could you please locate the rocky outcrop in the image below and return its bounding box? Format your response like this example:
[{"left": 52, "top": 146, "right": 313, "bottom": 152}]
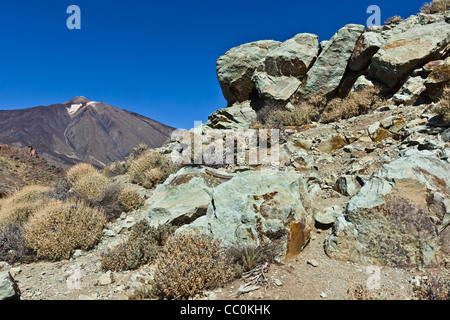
[
  {"left": 424, "top": 57, "right": 450, "bottom": 100},
  {"left": 216, "top": 40, "right": 281, "bottom": 105},
  {"left": 349, "top": 31, "right": 385, "bottom": 71},
  {"left": 145, "top": 167, "right": 315, "bottom": 258},
  {"left": 0, "top": 262, "right": 20, "bottom": 300},
  {"left": 204, "top": 101, "right": 257, "bottom": 129},
  {"left": 325, "top": 150, "right": 450, "bottom": 267},
  {"left": 301, "top": 24, "right": 365, "bottom": 100},
  {"left": 369, "top": 20, "right": 450, "bottom": 88},
  {"left": 252, "top": 33, "right": 319, "bottom": 103}
]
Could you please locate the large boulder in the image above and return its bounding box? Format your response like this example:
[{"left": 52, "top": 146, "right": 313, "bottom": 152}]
[
  {"left": 255, "top": 33, "right": 319, "bottom": 79},
  {"left": 146, "top": 167, "right": 315, "bottom": 258},
  {"left": 369, "top": 21, "right": 450, "bottom": 88},
  {"left": 252, "top": 73, "right": 302, "bottom": 103},
  {"left": 302, "top": 24, "right": 365, "bottom": 100},
  {"left": 252, "top": 33, "right": 319, "bottom": 104},
  {"left": 0, "top": 262, "right": 20, "bottom": 300},
  {"left": 325, "top": 150, "right": 450, "bottom": 267},
  {"left": 216, "top": 40, "right": 281, "bottom": 105}
]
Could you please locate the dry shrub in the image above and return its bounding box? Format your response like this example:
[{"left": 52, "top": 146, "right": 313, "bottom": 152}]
[
  {"left": 0, "top": 223, "right": 37, "bottom": 264},
  {"left": 225, "top": 241, "right": 283, "bottom": 277},
  {"left": 436, "top": 86, "right": 450, "bottom": 124},
  {"left": 24, "top": 200, "right": 106, "bottom": 260},
  {"left": 119, "top": 185, "right": 145, "bottom": 212},
  {"left": 262, "top": 94, "right": 326, "bottom": 128},
  {"left": 128, "top": 150, "right": 178, "bottom": 189},
  {"left": 66, "top": 163, "right": 98, "bottom": 185},
  {"left": 85, "top": 182, "right": 124, "bottom": 222},
  {"left": 346, "top": 284, "right": 392, "bottom": 300},
  {"left": 152, "top": 232, "right": 235, "bottom": 299},
  {"left": 101, "top": 221, "right": 174, "bottom": 271},
  {"left": 103, "top": 160, "right": 128, "bottom": 178},
  {"left": 71, "top": 172, "right": 109, "bottom": 202},
  {"left": 67, "top": 164, "right": 124, "bottom": 221},
  {"left": 48, "top": 178, "right": 72, "bottom": 201},
  {"left": 320, "top": 86, "right": 383, "bottom": 123},
  {"left": 421, "top": 0, "right": 450, "bottom": 13},
  {"left": 0, "top": 185, "right": 50, "bottom": 229},
  {"left": 384, "top": 15, "right": 403, "bottom": 25},
  {"left": 414, "top": 276, "right": 450, "bottom": 300}
]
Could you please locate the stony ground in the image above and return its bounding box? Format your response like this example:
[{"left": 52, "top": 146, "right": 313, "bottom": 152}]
[{"left": 8, "top": 101, "right": 449, "bottom": 301}]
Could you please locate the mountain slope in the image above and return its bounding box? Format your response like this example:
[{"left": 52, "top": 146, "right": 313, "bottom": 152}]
[{"left": 0, "top": 97, "right": 174, "bottom": 168}]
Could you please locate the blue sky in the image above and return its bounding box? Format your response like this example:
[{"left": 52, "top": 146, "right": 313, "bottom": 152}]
[{"left": 0, "top": 0, "right": 429, "bottom": 129}]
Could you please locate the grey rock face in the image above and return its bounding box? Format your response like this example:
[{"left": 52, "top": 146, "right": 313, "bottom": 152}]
[
  {"left": 349, "top": 31, "right": 385, "bottom": 71},
  {"left": 370, "top": 21, "right": 450, "bottom": 88},
  {"left": 252, "top": 33, "right": 319, "bottom": 104},
  {"left": 302, "top": 24, "right": 365, "bottom": 100},
  {"left": 204, "top": 101, "right": 257, "bottom": 130},
  {"left": 145, "top": 167, "right": 316, "bottom": 258},
  {"left": 216, "top": 40, "right": 281, "bottom": 105},
  {"left": 0, "top": 262, "right": 20, "bottom": 300},
  {"left": 325, "top": 150, "right": 450, "bottom": 267}
]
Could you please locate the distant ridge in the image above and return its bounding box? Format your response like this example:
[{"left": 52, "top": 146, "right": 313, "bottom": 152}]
[{"left": 0, "top": 97, "right": 175, "bottom": 168}]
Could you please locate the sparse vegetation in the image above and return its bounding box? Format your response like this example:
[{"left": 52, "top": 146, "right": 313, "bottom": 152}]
[
  {"left": 258, "top": 87, "right": 383, "bottom": 128},
  {"left": 151, "top": 232, "right": 235, "bottom": 299},
  {"left": 66, "top": 163, "right": 98, "bottom": 185},
  {"left": 421, "top": 0, "right": 450, "bottom": 14},
  {"left": 119, "top": 185, "right": 145, "bottom": 212},
  {"left": 384, "top": 15, "right": 403, "bottom": 25},
  {"left": 320, "top": 86, "right": 383, "bottom": 123},
  {"left": 0, "top": 185, "right": 50, "bottom": 229},
  {"left": 0, "top": 223, "right": 37, "bottom": 264},
  {"left": 101, "top": 221, "right": 174, "bottom": 272},
  {"left": 24, "top": 200, "right": 106, "bottom": 260},
  {"left": 436, "top": 86, "right": 450, "bottom": 124},
  {"left": 71, "top": 171, "right": 109, "bottom": 202},
  {"left": 128, "top": 150, "right": 178, "bottom": 189},
  {"left": 413, "top": 276, "right": 450, "bottom": 300},
  {"left": 225, "top": 241, "right": 283, "bottom": 277}
]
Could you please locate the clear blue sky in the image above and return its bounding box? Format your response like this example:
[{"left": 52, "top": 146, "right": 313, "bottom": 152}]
[{"left": 0, "top": 0, "right": 428, "bottom": 129}]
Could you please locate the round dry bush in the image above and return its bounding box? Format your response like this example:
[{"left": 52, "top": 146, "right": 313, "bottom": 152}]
[
  {"left": 71, "top": 172, "right": 109, "bottom": 202},
  {"left": 66, "top": 163, "right": 98, "bottom": 185},
  {"left": 101, "top": 221, "right": 173, "bottom": 272},
  {"left": 119, "top": 185, "right": 144, "bottom": 212},
  {"left": 24, "top": 200, "right": 106, "bottom": 260},
  {"left": 152, "top": 232, "right": 235, "bottom": 299},
  {"left": 0, "top": 185, "right": 50, "bottom": 229},
  {"left": 128, "top": 151, "right": 178, "bottom": 189}
]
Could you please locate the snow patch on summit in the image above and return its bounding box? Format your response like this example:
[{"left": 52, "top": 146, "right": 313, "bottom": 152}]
[{"left": 67, "top": 103, "right": 83, "bottom": 116}]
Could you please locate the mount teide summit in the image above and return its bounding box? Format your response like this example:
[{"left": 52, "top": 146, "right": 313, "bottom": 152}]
[{"left": 0, "top": 96, "right": 174, "bottom": 168}]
